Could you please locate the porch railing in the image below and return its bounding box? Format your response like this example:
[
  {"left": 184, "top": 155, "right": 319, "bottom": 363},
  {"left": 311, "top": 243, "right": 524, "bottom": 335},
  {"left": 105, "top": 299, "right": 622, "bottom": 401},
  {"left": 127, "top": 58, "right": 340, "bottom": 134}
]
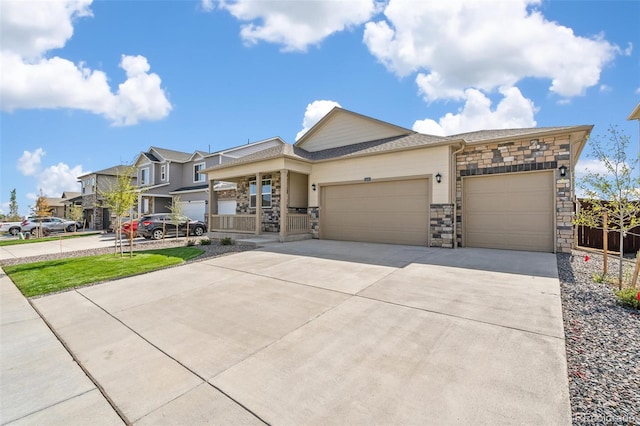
[
  {"left": 287, "top": 213, "right": 310, "bottom": 235},
  {"left": 210, "top": 214, "right": 256, "bottom": 233},
  {"left": 210, "top": 213, "right": 310, "bottom": 235}
]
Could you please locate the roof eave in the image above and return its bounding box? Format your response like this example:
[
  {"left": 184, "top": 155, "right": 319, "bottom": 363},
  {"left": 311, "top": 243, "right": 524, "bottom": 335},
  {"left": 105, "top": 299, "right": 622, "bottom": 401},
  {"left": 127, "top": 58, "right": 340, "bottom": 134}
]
[{"left": 628, "top": 103, "right": 640, "bottom": 120}]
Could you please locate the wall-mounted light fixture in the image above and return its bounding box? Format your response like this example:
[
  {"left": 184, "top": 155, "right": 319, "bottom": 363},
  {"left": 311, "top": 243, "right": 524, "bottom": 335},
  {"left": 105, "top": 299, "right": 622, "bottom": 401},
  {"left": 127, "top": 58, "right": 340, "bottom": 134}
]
[
  {"left": 435, "top": 173, "right": 442, "bottom": 183},
  {"left": 559, "top": 165, "right": 567, "bottom": 177},
  {"left": 311, "top": 183, "right": 317, "bottom": 191}
]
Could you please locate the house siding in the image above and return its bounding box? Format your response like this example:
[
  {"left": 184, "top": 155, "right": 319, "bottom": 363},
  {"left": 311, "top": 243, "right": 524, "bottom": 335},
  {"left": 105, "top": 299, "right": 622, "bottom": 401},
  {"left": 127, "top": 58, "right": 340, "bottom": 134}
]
[
  {"left": 455, "top": 135, "right": 573, "bottom": 253},
  {"left": 298, "top": 113, "right": 408, "bottom": 152}
]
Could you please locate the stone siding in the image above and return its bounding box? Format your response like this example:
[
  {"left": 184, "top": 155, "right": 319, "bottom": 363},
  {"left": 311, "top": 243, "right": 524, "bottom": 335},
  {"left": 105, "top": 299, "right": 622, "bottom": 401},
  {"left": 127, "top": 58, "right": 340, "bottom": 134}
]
[
  {"left": 308, "top": 207, "right": 320, "bottom": 239},
  {"left": 236, "top": 173, "right": 281, "bottom": 232},
  {"left": 456, "top": 135, "right": 573, "bottom": 253},
  {"left": 430, "top": 204, "right": 454, "bottom": 248}
]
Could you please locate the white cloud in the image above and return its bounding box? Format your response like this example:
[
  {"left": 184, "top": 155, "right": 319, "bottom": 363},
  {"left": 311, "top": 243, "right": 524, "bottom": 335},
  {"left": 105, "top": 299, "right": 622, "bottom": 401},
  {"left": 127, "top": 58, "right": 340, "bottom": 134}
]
[
  {"left": 574, "top": 158, "right": 610, "bottom": 179},
  {"left": 0, "top": 0, "right": 171, "bottom": 126},
  {"left": 17, "top": 148, "right": 85, "bottom": 201},
  {"left": 363, "top": 0, "right": 619, "bottom": 101},
  {"left": 201, "top": 0, "right": 214, "bottom": 12},
  {"left": 17, "top": 148, "right": 45, "bottom": 176},
  {"left": 216, "top": 0, "right": 379, "bottom": 51},
  {"left": 296, "top": 100, "right": 342, "bottom": 140},
  {"left": 37, "top": 163, "right": 84, "bottom": 198},
  {"left": 413, "top": 87, "right": 537, "bottom": 136}
]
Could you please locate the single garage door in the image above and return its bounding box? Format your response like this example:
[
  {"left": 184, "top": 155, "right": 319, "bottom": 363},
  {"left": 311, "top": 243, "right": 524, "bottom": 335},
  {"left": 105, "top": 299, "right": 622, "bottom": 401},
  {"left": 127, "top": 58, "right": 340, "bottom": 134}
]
[
  {"left": 179, "top": 200, "right": 205, "bottom": 222},
  {"left": 322, "top": 179, "right": 429, "bottom": 246},
  {"left": 464, "top": 171, "right": 554, "bottom": 252}
]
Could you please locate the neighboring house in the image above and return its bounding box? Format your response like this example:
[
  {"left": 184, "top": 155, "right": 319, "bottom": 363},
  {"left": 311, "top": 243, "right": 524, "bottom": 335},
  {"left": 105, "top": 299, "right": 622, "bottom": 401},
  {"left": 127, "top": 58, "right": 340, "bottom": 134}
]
[
  {"left": 77, "top": 166, "right": 136, "bottom": 230},
  {"left": 43, "top": 191, "right": 82, "bottom": 218},
  {"left": 133, "top": 138, "right": 285, "bottom": 222},
  {"left": 60, "top": 191, "right": 82, "bottom": 218},
  {"left": 42, "top": 197, "right": 64, "bottom": 217},
  {"left": 204, "top": 107, "right": 592, "bottom": 253}
]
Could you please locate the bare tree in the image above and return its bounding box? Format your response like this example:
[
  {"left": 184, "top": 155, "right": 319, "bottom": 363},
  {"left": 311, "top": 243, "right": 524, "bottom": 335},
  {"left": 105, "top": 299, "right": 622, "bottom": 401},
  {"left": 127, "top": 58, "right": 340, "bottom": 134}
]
[{"left": 574, "top": 125, "right": 640, "bottom": 288}]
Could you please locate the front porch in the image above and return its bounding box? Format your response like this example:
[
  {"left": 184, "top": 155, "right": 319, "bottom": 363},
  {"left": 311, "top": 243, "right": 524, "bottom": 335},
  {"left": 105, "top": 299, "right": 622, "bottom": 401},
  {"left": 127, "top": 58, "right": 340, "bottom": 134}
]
[{"left": 207, "top": 163, "right": 315, "bottom": 242}]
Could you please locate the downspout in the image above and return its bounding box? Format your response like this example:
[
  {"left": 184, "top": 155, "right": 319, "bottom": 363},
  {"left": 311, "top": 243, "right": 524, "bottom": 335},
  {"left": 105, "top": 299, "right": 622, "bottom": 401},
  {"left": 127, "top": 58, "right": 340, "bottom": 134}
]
[{"left": 451, "top": 141, "right": 466, "bottom": 249}]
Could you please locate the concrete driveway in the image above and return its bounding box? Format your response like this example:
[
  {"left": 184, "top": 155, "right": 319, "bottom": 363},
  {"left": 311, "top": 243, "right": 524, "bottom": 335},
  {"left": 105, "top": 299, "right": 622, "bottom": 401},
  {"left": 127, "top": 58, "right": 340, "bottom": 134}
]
[{"left": 29, "top": 240, "right": 570, "bottom": 425}]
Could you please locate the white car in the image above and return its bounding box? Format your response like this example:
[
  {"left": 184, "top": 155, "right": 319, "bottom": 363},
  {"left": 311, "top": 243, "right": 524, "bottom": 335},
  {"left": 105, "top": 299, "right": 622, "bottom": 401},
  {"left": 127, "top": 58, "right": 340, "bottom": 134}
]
[
  {"left": 0, "top": 221, "right": 22, "bottom": 236},
  {"left": 21, "top": 216, "right": 81, "bottom": 235}
]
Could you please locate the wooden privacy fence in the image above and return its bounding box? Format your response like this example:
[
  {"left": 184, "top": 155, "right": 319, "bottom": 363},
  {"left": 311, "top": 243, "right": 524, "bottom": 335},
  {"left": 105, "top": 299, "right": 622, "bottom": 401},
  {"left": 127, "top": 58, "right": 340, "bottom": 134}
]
[{"left": 577, "top": 225, "right": 640, "bottom": 253}]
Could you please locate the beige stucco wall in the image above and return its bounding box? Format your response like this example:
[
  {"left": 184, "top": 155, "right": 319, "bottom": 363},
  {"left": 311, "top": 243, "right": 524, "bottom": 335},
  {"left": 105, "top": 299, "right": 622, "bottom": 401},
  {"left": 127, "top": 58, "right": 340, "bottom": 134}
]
[
  {"left": 289, "top": 172, "right": 308, "bottom": 208},
  {"left": 308, "top": 145, "right": 451, "bottom": 205}
]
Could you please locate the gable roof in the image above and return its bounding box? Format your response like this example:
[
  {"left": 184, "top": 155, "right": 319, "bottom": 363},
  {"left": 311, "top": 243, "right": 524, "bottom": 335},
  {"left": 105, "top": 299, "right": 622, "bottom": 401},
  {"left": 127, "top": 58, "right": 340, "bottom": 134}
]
[
  {"left": 61, "top": 191, "right": 80, "bottom": 199},
  {"left": 149, "top": 146, "right": 192, "bottom": 163},
  {"left": 294, "top": 107, "right": 414, "bottom": 152},
  {"left": 628, "top": 102, "right": 640, "bottom": 120},
  {"left": 77, "top": 165, "right": 133, "bottom": 179}
]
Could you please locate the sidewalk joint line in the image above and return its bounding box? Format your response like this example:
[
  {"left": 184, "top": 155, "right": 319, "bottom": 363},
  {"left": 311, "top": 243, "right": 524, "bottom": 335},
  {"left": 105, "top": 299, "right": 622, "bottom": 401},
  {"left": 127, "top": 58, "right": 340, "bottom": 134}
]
[{"left": 76, "top": 291, "right": 269, "bottom": 426}]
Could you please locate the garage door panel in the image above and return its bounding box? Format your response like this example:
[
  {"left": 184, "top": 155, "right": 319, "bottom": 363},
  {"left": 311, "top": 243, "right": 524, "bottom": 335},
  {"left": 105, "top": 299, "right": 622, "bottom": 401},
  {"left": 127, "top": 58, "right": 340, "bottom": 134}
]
[
  {"left": 464, "top": 172, "right": 553, "bottom": 252},
  {"left": 323, "top": 179, "right": 429, "bottom": 246}
]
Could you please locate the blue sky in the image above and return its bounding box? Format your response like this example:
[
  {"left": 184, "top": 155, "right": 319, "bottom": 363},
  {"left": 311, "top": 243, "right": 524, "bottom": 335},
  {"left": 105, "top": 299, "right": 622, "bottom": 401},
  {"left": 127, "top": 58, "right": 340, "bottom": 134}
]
[{"left": 1, "top": 0, "right": 638, "bottom": 217}]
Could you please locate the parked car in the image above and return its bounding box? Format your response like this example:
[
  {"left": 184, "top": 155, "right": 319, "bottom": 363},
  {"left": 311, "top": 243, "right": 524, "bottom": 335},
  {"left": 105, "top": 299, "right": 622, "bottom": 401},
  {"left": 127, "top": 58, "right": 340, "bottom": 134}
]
[
  {"left": 137, "top": 214, "right": 206, "bottom": 240},
  {"left": 21, "top": 216, "right": 81, "bottom": 234},
  {"left": 121, "top": 219, "right": 139, "bottom": 239},
  {"left": 0, "top": 221, "right": 22, "bottom": 236}
]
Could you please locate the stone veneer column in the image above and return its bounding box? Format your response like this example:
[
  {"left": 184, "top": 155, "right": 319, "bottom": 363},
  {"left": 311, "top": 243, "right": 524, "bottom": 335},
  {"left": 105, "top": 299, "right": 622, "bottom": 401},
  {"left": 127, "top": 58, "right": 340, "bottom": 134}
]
[
  {"left": 430, "top": 204, "right": 454, "bottom": 248},
  {"left": 308, "top": 207, "right": 320, "bottom": 239}
]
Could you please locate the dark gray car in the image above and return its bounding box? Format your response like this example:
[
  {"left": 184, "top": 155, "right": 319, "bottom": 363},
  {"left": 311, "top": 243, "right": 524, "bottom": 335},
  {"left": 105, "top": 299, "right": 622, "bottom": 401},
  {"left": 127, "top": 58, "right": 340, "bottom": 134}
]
[{"left": 137, "top": 214, "right": 206, "bottom": 240}]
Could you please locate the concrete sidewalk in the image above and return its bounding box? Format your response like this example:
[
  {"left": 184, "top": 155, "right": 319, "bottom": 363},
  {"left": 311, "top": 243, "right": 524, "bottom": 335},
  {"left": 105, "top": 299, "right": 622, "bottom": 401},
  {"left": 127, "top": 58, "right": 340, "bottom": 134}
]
[
  {"left": 0, "top": 272, "right": 122, "bottom": 425},
  {"left": 0, "top": 233, "right": 115, "bottom": 261}
]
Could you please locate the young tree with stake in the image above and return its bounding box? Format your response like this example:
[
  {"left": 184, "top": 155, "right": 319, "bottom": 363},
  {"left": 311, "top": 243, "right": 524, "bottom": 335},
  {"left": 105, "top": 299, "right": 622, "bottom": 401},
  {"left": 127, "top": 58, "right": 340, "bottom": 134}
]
[{"left": 574, "top": 126, "right": 640, "bottom": 289}]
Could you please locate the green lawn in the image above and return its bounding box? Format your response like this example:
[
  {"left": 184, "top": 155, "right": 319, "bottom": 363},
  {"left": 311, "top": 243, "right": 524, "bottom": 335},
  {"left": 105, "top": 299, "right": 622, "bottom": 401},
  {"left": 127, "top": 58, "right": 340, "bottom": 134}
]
[
  {"left": 4, "top": 247, "right": 204, "bottom": 297},
  {"left": 0, "top": 232, "right": 97, "bottom": 247}
]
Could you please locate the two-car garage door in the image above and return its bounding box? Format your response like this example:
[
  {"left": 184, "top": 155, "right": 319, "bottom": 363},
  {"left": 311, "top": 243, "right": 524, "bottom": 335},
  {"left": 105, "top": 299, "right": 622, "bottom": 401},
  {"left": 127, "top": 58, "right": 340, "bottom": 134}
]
[
  {"left": 322, "top": 179, "right": 429, "bottom": 246},
  {"left": 464, "top": 171, "right": 554, "bottom": 252}
]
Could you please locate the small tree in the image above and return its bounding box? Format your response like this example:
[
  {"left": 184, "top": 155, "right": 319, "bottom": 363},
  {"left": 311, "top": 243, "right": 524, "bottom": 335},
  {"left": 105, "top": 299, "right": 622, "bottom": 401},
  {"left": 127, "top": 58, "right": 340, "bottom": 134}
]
[
  {"left": 8, "top": 189, "right": 20, "bottom": 221},
  {"left": 30, "top": 189, "right": 52, "bottom": 237},
  {"left": 67, "top": 204, "right": 84, "bottom": 232},
  {"left": 100, "top": 166, "right": 139, "bottom": 256},
  {"left": 167, "top": 196, "right": 185, "bottom": 240},
  {"left": 574, "top": 126, "right": 640, "bottom": 288}
]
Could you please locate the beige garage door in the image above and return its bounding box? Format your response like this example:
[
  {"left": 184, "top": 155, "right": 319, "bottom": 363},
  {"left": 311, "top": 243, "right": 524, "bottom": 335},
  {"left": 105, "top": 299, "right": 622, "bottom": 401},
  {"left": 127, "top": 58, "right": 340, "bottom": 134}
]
[
  {"left": 464, "top": 171, "right": 554, "bottom": 252},
  {"left": 322, "top": 179, "right": 429, "bottom": 246}
]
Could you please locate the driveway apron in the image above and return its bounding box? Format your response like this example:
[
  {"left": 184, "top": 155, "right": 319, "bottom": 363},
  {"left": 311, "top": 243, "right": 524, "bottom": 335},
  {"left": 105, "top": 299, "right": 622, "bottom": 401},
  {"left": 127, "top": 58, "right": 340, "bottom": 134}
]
[{"left": 29, "top": 240, "right": 570, "bottom": 425}]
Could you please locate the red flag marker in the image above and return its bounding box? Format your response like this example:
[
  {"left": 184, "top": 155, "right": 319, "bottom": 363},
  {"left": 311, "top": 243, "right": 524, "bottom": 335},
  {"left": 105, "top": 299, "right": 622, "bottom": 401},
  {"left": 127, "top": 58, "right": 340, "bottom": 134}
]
[
  {"left": 585, "top": 255, "right": 590, "bottom": 262},
  {"left": 636, "top": 292, "right": 640, "bottom": 301}
]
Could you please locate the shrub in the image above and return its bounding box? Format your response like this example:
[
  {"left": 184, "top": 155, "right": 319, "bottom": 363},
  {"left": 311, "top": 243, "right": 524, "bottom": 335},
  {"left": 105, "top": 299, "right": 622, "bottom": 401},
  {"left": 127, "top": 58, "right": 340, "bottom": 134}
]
[
  {"left": 186, "top": 239, "right": 196, "bottom": 246},
  {"left": 199, "top": 237, "right": 212, "bottom": 246},
  {"left": 219, "top": 236, "right": 234, "bottom": 246},
  {"left": 614, "top": 288, "right": 640, "bottom": 310},
  {"left": 592, "top": 272, "right": 607, "bottom": 283}
]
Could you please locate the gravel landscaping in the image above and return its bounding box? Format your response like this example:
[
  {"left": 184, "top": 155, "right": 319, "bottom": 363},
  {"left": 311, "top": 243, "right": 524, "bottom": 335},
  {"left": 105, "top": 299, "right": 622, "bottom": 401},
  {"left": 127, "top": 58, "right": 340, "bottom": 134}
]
[{"left": 558, "top": 250, "right": 639, "bottom": 425}]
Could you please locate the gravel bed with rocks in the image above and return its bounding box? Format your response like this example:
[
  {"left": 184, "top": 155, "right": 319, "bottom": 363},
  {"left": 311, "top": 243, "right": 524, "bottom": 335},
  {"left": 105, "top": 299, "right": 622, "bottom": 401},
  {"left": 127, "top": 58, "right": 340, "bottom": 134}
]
[
  {"left": 557, "top": 250, "right": 639, "bottom": 425},
  {"left": 0, "top": 237, "right": 255, "bottom": 267}
]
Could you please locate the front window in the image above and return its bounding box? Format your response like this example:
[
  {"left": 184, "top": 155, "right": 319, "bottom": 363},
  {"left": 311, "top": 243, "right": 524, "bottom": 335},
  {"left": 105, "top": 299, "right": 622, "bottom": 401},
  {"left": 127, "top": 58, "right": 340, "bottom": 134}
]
[
  {"left": 250, "top": 179, "right": 272, "bottom": 208},
  {"left": 140, "top": 168, "right": 149, "bottom": 185},
  {"left": 194, "top": 163, "right": 205, "bottom": 183},
  {"left": 160, "top": 165, "right": 166, "bottom": 181}
]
